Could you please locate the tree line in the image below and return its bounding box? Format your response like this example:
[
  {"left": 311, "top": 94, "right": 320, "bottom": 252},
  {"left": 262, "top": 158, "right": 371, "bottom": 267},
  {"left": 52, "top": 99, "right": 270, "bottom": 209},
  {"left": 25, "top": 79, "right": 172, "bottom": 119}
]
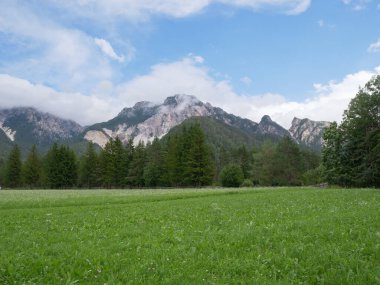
[
  {"left": 322, "top": 75, "right": 380, "bottom": 188},
  {"left": 0, "top": 122, "right": 322, "bottom": 189}
]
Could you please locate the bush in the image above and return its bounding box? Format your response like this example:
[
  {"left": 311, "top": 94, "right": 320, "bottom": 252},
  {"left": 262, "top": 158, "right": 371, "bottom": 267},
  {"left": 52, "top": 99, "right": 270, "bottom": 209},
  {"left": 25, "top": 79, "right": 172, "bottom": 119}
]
[
  {"left": 302, "top": 165, "right": 324, "bottom": 185},
  {"left": 241, "top": 179, "right": 253, "bottom": 187},
  {"left": 220, "top": 164, "right": 244, "bottom": 187}
]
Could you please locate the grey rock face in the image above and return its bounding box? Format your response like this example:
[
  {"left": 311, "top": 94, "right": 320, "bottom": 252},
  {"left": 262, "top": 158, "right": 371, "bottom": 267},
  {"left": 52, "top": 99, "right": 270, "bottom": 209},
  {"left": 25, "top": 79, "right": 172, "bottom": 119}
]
[
  {"left": 0, "top": 107, "right": 83, "bottom": 144},
  {"left": 84, "top": 94, "right": 263, "bottom": 147},
  {"left": 289, "top": 117, "right": 331, "bottom": 151},
  {"left": 257, "top": 115, "right": 290, "bottom": 137}
]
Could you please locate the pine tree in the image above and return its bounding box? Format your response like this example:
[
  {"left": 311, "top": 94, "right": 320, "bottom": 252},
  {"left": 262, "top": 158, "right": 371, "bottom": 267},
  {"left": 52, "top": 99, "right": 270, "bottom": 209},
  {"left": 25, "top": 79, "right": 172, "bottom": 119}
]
[
  {"left": 162, "top": 135, "right": 183, "bottom": 186},
  {"left": 183, "top": 124, "right": 214, "bottom": 186},
  {"left": 100, "top": 139, "right": 116, "bottom": 188},
  {"left": 237, "top": 145, "right": 252, "bottom": 179},
  {"left": 79, "top": 142, "right": 100, "bottom": 188},
  {"left": 22, "top": 145, "right": 41, "bottom": 188},
  {"left": 252, "top": 140, "right": 277, "bottom": 186},
  {"left": 0, "top": 158, "right": 6, "bottom": 187},
  {"left": 4, "top": 145, "right": 22, "bottom": 188},
  {"left": 323, "top": 75, "right": 380, "bottom": 187},
  {"left": 273, "top": 136, "right": 302, "bottom": 186},
  {"left": 113, "top": 137, "right": 126, "bottom": 187},
  {"left": 127, "top": 141, "right": 146, "bottom": 187},
  {"left": 144, "top": 138, "right": 164, "bottom": 187},
  {"left": 45, "top": 144, "right": 78, "bottom": 188}
]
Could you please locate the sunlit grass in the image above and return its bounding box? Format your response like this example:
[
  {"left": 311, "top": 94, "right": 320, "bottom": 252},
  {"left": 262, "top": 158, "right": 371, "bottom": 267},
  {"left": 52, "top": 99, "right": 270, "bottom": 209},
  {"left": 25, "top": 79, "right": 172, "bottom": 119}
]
[{"left": 0, "top": 187, "right": 379, "bottom": 284}]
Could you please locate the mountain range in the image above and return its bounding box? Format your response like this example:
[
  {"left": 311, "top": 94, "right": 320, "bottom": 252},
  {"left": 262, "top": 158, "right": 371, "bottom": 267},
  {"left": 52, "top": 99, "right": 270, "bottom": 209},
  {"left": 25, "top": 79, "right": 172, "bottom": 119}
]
[{"left": 0, "top": 94, "right": 330, "bottom": 158}]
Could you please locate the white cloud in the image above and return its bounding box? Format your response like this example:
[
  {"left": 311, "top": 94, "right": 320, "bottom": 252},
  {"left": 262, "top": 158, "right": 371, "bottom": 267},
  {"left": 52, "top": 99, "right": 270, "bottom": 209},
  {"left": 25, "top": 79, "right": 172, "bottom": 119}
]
[
  {"left": 368, "top": 39, "right": 380, "bottom": 53},
  {"left": 52, "top": 0, "right": 311, "bottom": 19},
  {"left": 95, "top": 38, "right": 128, "bottom": 63},
  {"left": 0, "top": 2, "right": 114, "bottom": 92},
  {"left": 240, "top": 76, "right": 253, "bottom": 85},
  {"left": 0, "top": 56, "right": 378, "bottom": 129},
  {"left": 0, "top": 74, "right": 120, "bottom": 126},
  {"left": 341, "top": 0, "right": 373, "bottom": 10}
]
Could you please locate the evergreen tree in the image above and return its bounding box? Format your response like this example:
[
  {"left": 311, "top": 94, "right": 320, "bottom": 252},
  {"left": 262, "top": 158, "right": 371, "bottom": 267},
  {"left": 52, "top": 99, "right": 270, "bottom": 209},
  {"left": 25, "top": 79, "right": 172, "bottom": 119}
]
[
  {"left": 183, "top": 124, "right": 214, "bottom": 186},
  {"left": 273, "top": 136, "right": 303, "bottom": 186},
  {"left": 45, "top": 144, "right": 78, "bottom": 188},
  {"left": 122, "top": 139, "right": 135, "bottom": 186},
  {"left": 322, "top": 122, "right": 344, "bottom": 185},
  {"left": 252, "top": 141, "right": 277, "bottom": 186},
  {"left": 323, "top": 75, "right": 380, "bottom": 187},
  {"left": 4, "top": 145, "right": 22, "bottom": 188},
  {"left": 22, "top": 145, "right": 41, "bottom": 188},
  {"left": 100, "top": 137, "right": 128, "bottom": 188},
  {"left": 236, "top": 145, "right": 252, "bottom": 179},
  {"left": 0, "top": 158, "right": 5, "bottom": 187},
  {"left": 127, "top": 141, "right": 146, "bottom": 187},
  {"left": 162, "top": 135, "right": 183, "bottom": 186},
  {"left": 100, "top": 139, "right": 116, "bottom": 188},
  {"left": 113, "top": 137, "right": 126, "bottom": 187},
  {"left": 144, "top": 138, "right": 164, "bottom": 187},
  {"left": 79, "top": 142, "right": 100, "bottom": 188}
]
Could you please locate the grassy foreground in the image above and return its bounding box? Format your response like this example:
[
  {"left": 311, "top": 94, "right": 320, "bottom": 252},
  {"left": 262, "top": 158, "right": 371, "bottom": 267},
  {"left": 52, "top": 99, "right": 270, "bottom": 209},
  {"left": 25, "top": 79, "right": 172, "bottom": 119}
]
[{"left": 0, "top": 188, "right": 379, "bottom": 284}]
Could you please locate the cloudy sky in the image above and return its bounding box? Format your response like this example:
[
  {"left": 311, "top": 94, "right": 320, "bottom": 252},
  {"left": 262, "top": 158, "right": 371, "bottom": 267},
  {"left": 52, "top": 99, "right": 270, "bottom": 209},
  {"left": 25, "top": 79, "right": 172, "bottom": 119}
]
[{"left": 0, "top": 0, "right": 379, "bottom": 127}]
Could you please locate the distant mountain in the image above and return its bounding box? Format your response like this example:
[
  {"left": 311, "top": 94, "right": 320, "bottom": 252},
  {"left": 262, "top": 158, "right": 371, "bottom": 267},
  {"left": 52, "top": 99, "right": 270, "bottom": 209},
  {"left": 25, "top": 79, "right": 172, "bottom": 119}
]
[
  {"left": 0, "top": 107, "right": 85, "bottom": 156},
  {"left": 0, "top": 96, "right": 331, "bottom": 158},
  {"left": 289, "top": 117, "right": 331, "bottom": 151},
  {"left": 83, "top": 94, "right": 290, "bottom": 148}
]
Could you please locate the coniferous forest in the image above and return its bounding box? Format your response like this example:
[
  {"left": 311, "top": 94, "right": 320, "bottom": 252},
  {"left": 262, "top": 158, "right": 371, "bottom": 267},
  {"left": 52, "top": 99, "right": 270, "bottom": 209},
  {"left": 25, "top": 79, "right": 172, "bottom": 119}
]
[{"left": 0, "top": 75, "right": 379, "bottom": 189}]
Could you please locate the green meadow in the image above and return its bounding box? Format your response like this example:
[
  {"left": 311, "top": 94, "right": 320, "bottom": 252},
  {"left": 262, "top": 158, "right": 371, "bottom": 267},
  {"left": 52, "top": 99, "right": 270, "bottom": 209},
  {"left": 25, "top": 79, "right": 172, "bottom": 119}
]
[{"left": 0, "top": 188, "right": 379, "bottom": 284}]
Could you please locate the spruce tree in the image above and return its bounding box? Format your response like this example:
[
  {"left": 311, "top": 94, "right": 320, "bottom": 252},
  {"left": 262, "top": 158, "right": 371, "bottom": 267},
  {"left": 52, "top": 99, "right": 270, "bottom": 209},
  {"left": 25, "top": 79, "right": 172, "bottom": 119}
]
[
  {"left": 144, "top": 138, "right": 164, "bottom": 187},
  {"left": 80, "top": 142, "right": 100, "bottom": 188},
  {"left": 5, "top": 144, "right": 22, "bottom": 188},
  {"left": 113, "top": 137, "right": 126, "bottom": 187},
  {"left": 127, "top": 141, "right": 146, "bottom": 187},
  {"left": 183, "top": 124, "right": 214, "bottom": 186},
  {"left": 273, "top": 136, "right": 302, "bottom": 186},
  {"left": 45, "top": 144, "right": 78, "bottom": 188},
  {"left": 323, "top": 75, "right": 380, "bottom": 187},
  {"left": 22, "top": 145, "right": 41, "bottom": 188},
  {"left": 100, "top": 139, "right": 116, "bottom": 188}
]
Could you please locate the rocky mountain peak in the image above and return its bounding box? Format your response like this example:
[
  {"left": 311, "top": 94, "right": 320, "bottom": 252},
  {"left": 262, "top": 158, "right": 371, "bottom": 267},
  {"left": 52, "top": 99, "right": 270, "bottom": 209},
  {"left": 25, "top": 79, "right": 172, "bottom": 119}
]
[
  {"left": 291, "top": 117, "right": 303, "bottom": 126},
  {"left": 0, "top": 106, "right": 84, "bottom": 150},
  {"left": 260, "top": 115, "right": 273, "bottom": 123},
  {"left": 289, "top": 117, "right": 331, "bottom": 151},
  {"left": 133, "top": 101, "right": 156, "bottom": 110},
  {"left": 163, "top": 94, "right": 200, "bottom": 107}
]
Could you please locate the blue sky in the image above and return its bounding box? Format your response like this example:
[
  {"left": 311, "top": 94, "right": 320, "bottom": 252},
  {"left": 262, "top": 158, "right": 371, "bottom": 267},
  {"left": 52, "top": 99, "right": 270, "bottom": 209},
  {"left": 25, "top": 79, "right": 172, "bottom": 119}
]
[{"left": 0, "top": 0, "right": 379, "bottom": 127}]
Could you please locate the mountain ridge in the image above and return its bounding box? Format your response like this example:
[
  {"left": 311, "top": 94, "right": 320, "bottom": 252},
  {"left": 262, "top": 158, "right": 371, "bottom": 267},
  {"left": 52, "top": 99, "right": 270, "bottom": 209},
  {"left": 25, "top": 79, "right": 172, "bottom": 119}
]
[{"left": 0, "top": 95, "right": 330, "bottom": 156}]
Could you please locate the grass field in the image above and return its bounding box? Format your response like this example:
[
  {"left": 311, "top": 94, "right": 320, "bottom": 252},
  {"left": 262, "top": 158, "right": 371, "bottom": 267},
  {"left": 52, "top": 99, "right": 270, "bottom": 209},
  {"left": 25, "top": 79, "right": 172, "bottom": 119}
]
[{"left": 0, "top": 187, "right": 379, "bottom": 284}]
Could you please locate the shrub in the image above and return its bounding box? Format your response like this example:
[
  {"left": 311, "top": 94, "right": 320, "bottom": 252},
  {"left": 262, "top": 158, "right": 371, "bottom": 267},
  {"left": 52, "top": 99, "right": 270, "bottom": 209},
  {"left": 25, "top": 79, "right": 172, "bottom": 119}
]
[
  {"left": 220, "top": 164, "right": 244, "bottom": 187},
  {"left": 241, "top": 179, "right": 253, "bottom": 187}
]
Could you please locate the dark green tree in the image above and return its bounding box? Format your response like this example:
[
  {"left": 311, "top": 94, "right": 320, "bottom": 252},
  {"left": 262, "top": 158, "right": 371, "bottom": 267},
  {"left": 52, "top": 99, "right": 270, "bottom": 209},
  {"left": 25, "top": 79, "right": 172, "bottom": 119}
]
[
  {"left": 162, "top": 135, "right": 184, "bottom": 186},
  {"left": 252, "top": 140, "right": 277, "bottom": 186},
  {"left": 183, "top": 124, "right": 214, "bottom": 186},
  {"left": 22, "top": 145, "right": 41, "bottom": 188},
  {"left": 4, "top": 145, "right": 22, "bottom": 188},
  {"left": 79, "top": 142, "right": 100, "bottom": 188},
  {"left": 220, "top": 164, "right": 244, "bottom": 187},
  {"left": 100, "top": 137, "right": 128, "bottom": 188},
  {"left": 45, "top": 144, "right": 78, "bottom": 188},
  {"left": 144, "top": 138, "right": 164, "bottom": 187},
  {"left": 273, "top": 136, "right": 303, "bottom": 186},
  {"left": 323, "top": 75, "right": 380, "bottom": 187},
  {"left": 127, "top": 141, "right": 146, "bottom": 187}
]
